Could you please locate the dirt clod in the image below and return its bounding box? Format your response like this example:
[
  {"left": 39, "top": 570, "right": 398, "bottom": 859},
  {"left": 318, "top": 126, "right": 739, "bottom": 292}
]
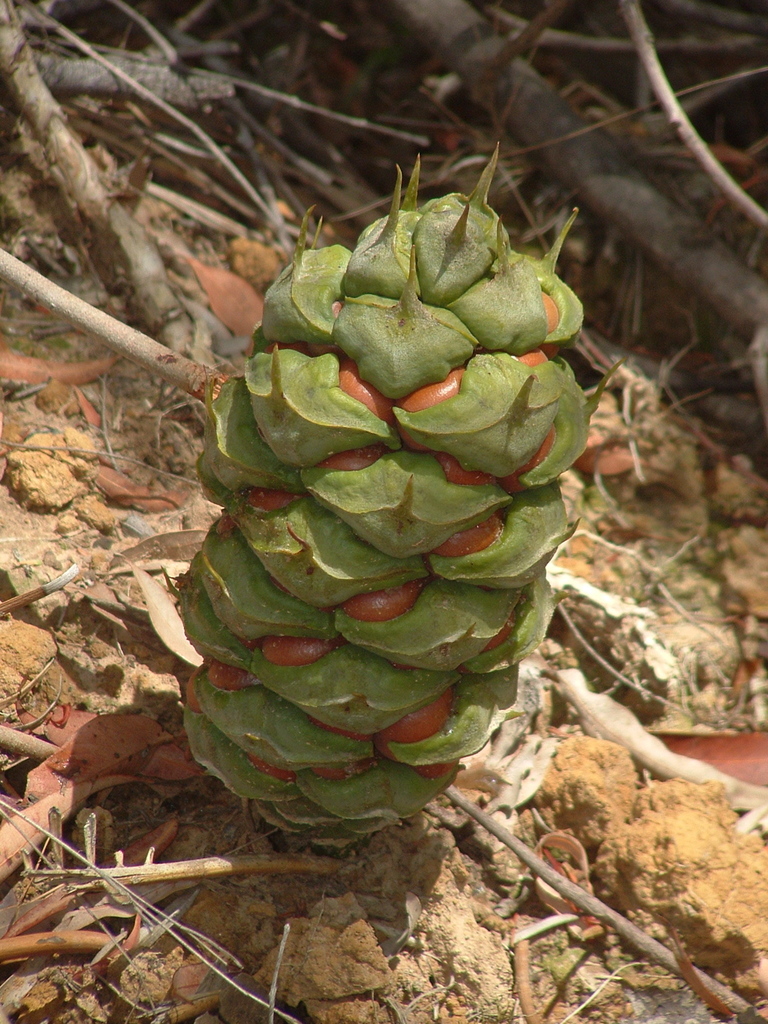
[
  {"left": 0, "top": 619, "right": 57, "bottom": 694},
  {"left": 597, "top": 778, "right": 768, "bottom": 993},
  {"left": 5, "top": 428, "right": 97, "bottom": 511},
  {"left": 536, "top": 736, "right": 638, "bottom": 848},
  {"left": 256, "top": 918, "right": 393, "bottom": 1005}
]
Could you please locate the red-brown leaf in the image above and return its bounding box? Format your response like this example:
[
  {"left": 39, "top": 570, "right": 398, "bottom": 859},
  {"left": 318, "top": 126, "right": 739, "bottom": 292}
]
[
  {"left": 187, "top": 256, "right": 263, "bottom": 336},
  {"left": 0, "top": 343, "right": 116, "bottom": 385},
  {"left": 659, "top": 733, "right": 768, "bottom": 785},
  {"left": 74, "top": 386, "right": 102, "bottom": 427},
  {"left": 95, "top": 464, "right": 186, "bottom": 512}
]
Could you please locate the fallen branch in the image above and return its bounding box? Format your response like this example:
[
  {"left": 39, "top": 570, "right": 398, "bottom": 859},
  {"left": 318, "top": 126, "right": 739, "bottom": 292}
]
[
  {"left": 0, "top": 725, "right": 57, "bottom": 763},
  {"left": 0, "top": 248, "right": 215, "bottom": 399},
  {"left": 385, "top": 0, "right": 768, "bottom": 341},
  {"left": 446, "top": 785, "right": 750, "bottom": 1015}
]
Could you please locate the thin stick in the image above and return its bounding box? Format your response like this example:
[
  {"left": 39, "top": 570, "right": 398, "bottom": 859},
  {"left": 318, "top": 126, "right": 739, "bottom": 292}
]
[
  {"left": 26, "top": 4, "right": 287, "bottom": 237},
  {"left": 0, "top": 564, "right": 79, "bottom": 615},
  {"left": 0, "top": 928, "right": 112, "bottom": 964},
  {"left": 0, "top": 724, "right": 57, "bottom": 762},
  {"left": 0, "top": 248, "right": 215, "bottom": 399},
  {"left": 30, "top": 852, "right": 339, "bottom": 886},
  {"left": 445, "top": 786, "right": 750, "bottom": 1014},
  {"left": 620, "top": 0, "right": 768, "bottom": 233}
]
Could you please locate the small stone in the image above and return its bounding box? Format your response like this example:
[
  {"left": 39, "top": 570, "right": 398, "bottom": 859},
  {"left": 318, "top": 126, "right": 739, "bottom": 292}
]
[
  {"left": 35, "top": 379, "right": 75, "bottom": 414},
  {"left": 56, "top": 513, "right": 80, "bottom": 534},
  {"left": 74, "top": 494, "right": 116, "bottom": 534},
  {"left": 597, "top": 778, "right": 768, "bottom": 995},
  {"left": 5, "top": 428, "right": 97, "bottom": 511},
  {"left": 0, "top": 620, "right": 57, "bottom": 693},
  {"left": 255, "top": 919, "right": 393, "bottom": 1005}
]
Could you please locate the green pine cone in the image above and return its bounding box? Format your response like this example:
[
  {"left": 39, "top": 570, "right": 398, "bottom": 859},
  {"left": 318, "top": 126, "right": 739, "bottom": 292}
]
[{"left": 181, "top": 154, "right": 595, "bottom": 841}]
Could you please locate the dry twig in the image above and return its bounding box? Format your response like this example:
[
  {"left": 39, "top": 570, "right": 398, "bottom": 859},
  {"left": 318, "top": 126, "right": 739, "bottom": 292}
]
[
  {"left": 0, "top": 248, "right": 215, "bottom": 399},
  {"left": 32, "top": 853, "right": 339, "bottom": 886},
  {"left": 620, "top": 0, "right": 768, "bottom": 233}
]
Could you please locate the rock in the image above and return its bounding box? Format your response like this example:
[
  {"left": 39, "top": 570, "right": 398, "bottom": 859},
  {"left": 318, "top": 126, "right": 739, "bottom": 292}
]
[
  {"left": 0, "top": 620, "right": 57, "bottom": 694},
  {"left": 597, "top": 778, "right": 768, "bottom": 994},
  {"left": 536, "top": 736, "right": 637, "bottom": 848},
  {"left": 6, "top": 428, "right": 97, "bottom": 511},
  {"left": 255, "top": 919, "right": 393, "bottom": 1005},
  {"left": 74, "top": 494, "right": 116, "bottom": 533},
  {"left": 34, "top": 379, "right": 75, "bottom": 414},
  {"left": 309, "top": 893, "right": 367, "bottom": 930}
]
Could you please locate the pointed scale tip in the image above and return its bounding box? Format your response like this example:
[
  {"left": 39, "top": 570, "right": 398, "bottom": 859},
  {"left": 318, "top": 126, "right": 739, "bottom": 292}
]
[
  {"left": 311, "top": 217, "right": 324, "bottom": 250},
  {"left": 382, "top": 166, "right": 403, "bottom": 237},
  {"left": 402, "top": 156, "right": 421, "bottom": 212},
  {"left": 545, "top": 208, "right": 579, "bottom": 271},
  {"left": 469, "top": 144, "right": 500, "bottom": 208},
  {"left": 399, "top": 245, "right": 421, "bottom": 312},
  {"left": 448, "top": 202, "right": 471, "bottom": 251},
  {"left": 295, "top": 206, "right": 316, "bottom": 266}
]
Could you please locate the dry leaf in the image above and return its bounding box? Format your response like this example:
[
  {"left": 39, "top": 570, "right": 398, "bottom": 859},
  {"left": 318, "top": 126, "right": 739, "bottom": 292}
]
[
  {"left": 132, "top": 566, "right": 203, "bottom": 666},
  {"left": 187, "top": 256, "right": 264, "bottom": 336},
  {"left": 659, "top": 732, "right": 768, "bottom": 786},
  {"left": 171, "top": 962, "right": 209, "bottom": 1003},
  {"left": 0, "top": 342, "right": 116, "bottom": 385},
  {"left": 122, "top": 529, "right": 207, "bottom": 563},
  {"left": 96, "top": 464, "right": 186, "bottom": 512},
  {"left": 120, "top": 819, "right": 179, "bottom": 867},
  {"left": 74, "top": 386, "right": 101, "bottom": 427}
]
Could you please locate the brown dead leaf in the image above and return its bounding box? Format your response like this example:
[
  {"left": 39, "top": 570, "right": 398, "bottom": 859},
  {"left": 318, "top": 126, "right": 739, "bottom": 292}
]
[
  {"left": 122, "top": 529, "right": 207, "bottom": 563},
  {"left": 27, "top": 714, "right": 174, "bottom": 793},
  {"left": 0, "top": 713, "right": 198, "bottom": 881},
  {"left": 74, "top": 387, "right": 101, "bottom": 427},
  {"left": 95, "top": 464, "right": 186, "bottom": 512},
  {"left": 171, "top": 962, "right": 209, "bottom": 1003},
  {"left": 187, "top": 256, "right": 263, "bottom": 336},
  {"left": 0, "top": 341, "right": 116, "bottom": 385},
  {"left": 132, "top": 566, "right": 203, "bottom": 667},
  {"left": 120, "top": 819, "right": 179, "bottom": 866},
  {"left": 659, "top": 733, "right": 768, "bottom": 786}
]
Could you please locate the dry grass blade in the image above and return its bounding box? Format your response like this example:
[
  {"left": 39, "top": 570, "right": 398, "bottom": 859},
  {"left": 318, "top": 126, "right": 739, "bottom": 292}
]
[
  {"left": 1, "top": 805, "right": 305, "bottom": 1023},
  {"left": 33, "top": 852, "right": 340, "bottom": 886}
]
